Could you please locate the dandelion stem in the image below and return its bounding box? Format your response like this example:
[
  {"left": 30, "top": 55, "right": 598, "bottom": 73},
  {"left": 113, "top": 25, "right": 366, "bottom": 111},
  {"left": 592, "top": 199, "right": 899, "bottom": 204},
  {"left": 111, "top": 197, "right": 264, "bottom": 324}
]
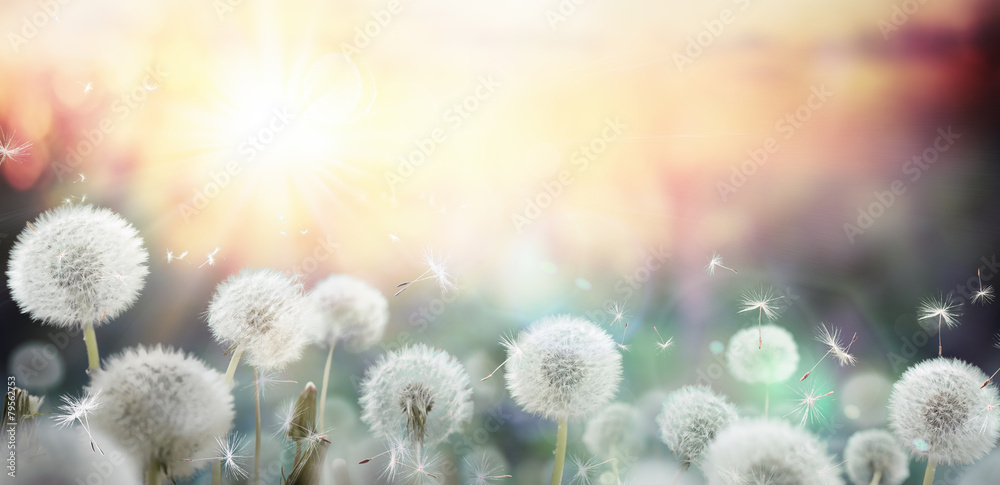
[
  {"left": 146, "top": 463, "right": 162, "bottom": 485},
  {"left": 938, "top": 316, "right": 943, "bottom": 357},
  {"left": 550, "top": 416, "right": 568, "bottom": 485},
  {"left": 610, "top": 444, "right": 619, "bottom": 480},
  {"left": 318, "top": 343, "right": 335, "bottom": 432},
  {"left": 225, "top": 347, "right": 244, "bottom": 386},
  {"left": 869, "top": 468, "right": 882, "bottom": 485},
  {"left": 212, "top": 462, "right": 221, "bottom": 485},
  {"left": 254, "top": 368, "right": 262, "bottom": 485},
  {"left": 83, "top": 320, "right": 100, "bottom": 373},
  {"left": 758, "top": 308, "right": 763, "bottom": 349},
  {"left": 923, "top": 458, "right": 937, "bottom": 485},
  {"left": 669, "top": 462, "right": 689, "bottom": 485}
]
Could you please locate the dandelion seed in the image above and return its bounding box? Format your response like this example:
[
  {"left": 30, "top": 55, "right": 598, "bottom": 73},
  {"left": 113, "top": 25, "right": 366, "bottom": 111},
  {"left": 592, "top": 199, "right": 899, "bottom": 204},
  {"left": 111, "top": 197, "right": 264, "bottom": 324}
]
[
  {"left": 183, "top": 433, "right": 251, "bottom": 480},
  {"left": 738, "top": 287, "right": 782, "bottom": 349},
  {"left": 199, "top": 246, "right": 221, "bottom": 268},
  {"left": 143, "top": 79, "right": 159, "bottom": 92},
  {"left": 653, "top": 326, "right": 673, "bottom": 354},
  {"left": 54, "top": 390, "right": 104, "bottom": 454},
  {"left": 0, "top": 128, "right": 32, "bottom": 166},
  {"left": 82, "top": 82, "right": 93, "bottom": 94},
  {"left": 570, "top": 455, "right": 614, "bottom": 485},
  {"left": 973, "top": 269, "right": 995, "bottom": 305},
  {"left": 395, "top": 246, "right": 457, "bottom": 296},
  {"left": 464, "top": 451, "right": 512, "bottom": 484},
  {"left": 800, "top": 324, "right": 857, "bottom": 381},
  {"left": 75, "top": 173, "right": 86, "bottom": 183},
  {"left": 705, "top": 251, "right": 738, "bottom": 275},
  {"left": 482, "top": 334, "right": 519, "bottom": 382},
  {"left": 166, "top": 250, "right": 188, "bottom": 264},
  {"left": 918, "top": 293, "right": 962, "bottom": 357},
  {"left": 389, "top": 233, "right": 400, "bottom": 243},
  {"left": 244, "top": 370, "right": 296, "bottom": 398},
  {"left": 300, "top": 228, "right": 309, "bottom": 235},
  {"left": 784, "top": 386, "right": 834, "bottom": 427},
  {"left": 608, "top": 301, "right": 628, "bottom": 326},
  {"left": 273, "top": 400, "right": 300, "bottom": 438}
]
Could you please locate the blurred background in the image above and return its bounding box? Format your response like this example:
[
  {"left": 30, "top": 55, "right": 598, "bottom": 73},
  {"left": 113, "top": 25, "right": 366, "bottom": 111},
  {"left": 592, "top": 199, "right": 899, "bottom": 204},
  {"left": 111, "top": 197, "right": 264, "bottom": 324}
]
[{"left": 2, "top": 0, "right": 1000, "bottom": 483}]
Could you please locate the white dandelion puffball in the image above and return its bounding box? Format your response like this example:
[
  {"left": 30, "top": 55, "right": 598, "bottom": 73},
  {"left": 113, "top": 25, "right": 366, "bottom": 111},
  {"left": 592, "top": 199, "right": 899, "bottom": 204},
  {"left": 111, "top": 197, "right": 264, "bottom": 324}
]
[
  {"left": 307, "top": 274, "right": 388, "bottom": 352},
  {"left": 207, "top": 268, "right": 310, "bottom": 370},
  {"left": 844, "top": 429, "right": 910, "bottom": 485},
  {"left": 87, "top": 345, "right": 235, "bottom": 479},
  {"left": 583, "top": 402, "right": 644, "bottom": 461},
  {"left": 19, "top": 421, "right": 141, "bottom": 485},
  {"left": 726, "top": 324, "right": 799, "bottom": 385},
  {"left": 657, "top": 386, "right": 739, "bottom": 468},
  {"left": 6, "top": 204, "right": 149, "bottom": 328},
  {"left": 702, "top": 418, "right": 844, "bottom": 485},
  {"left": 360, "top": 344, "right": 473, "bottom": 446},
  {"left": 504, "top": 314, "right": 622, "bottom": 420},
  {"left": 887, "top": 357, "right": 1000, "bottom": 466}
]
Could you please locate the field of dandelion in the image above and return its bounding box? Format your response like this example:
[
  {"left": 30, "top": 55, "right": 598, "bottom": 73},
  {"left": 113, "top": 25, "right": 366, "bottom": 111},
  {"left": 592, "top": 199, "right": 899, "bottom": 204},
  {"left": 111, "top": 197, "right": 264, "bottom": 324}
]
[{"left": 2, "top": 0, "right": 1000, "bottom": 484}]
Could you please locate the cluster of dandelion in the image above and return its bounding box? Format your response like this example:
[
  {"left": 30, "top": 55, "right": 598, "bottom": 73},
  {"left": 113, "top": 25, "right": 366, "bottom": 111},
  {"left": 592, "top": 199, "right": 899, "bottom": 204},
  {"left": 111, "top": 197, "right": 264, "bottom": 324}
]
[{"left": 6, "top": 207, "right": 1000, "bottom": 485}]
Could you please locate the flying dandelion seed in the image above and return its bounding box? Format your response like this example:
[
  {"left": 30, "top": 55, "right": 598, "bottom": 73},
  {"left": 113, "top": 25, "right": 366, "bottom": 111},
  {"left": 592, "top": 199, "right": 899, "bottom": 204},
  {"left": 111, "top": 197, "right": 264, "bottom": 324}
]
[
  {"left": 784, "top": 385, "right": 834, "bottom": 427},
  {"left": 389, "top": 233, "right": 400, "bottom": 243},
  {"left": 183, "top": 433, "right": 251, "bottom": 480},
  {"left": 244, "top": 371, "right": 297, "bottom": 398},
  {"left": 973, "top": 269, "right": 995, "bottom": 305},
  {"left": 0, "top": 128, "right": 32, "bottom": 166},
  {"left": 982, "top": 333, "right": 1000, "bottom": 389},
  {"left": 653, "top": 326, "right": 674, "bottom": 354},
  {"left": 273, "top": 400, "right": 300, "bottom": 438},
  {"left": 608, "top": 301, "right": 628, "bottom": 326},
  {"left": 481, "top": 333, "right": 520, "bottom": 382},
  {"left": 395, "top": 247, "right": 457, "bottom": 296},
  {"left": 199, "top": 246, "right": 222, "bottom": 268},
  {"left": 705, "top": 251, "right": 737, "bottom": 275},
  {"left": 75, "top": 173, "right": 86, "bottom": 183},
  {"left": 738, "top": 287, "right": 782, "bottom": 349},
  {"left": 54, "top": 390, "right": 104, "bottom": 454},
  {"left": 569, "top": 455, "right": 614, "bottom": 485},
  {"left": 917, "top": 293, "right": 962, "bottom": 357},
  {"left": 800, "top": 324, "right": 857, "bottom": 381},
  {"left": 166, "top": 250, "right": 189, "bottom": 264},
  {"left": 464, "top": 452, "right": 512, "bottom": 484}
]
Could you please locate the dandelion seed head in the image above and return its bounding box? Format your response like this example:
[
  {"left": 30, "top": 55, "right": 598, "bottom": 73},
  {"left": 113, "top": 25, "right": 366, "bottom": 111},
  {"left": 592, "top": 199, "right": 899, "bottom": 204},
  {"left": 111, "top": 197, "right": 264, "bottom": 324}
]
[
  {"left": 206, "top": 268, "right": 310, "bottom": 371},
  {"left": 19, "top": 421, "right": 141, "bottom": 484},
  {"left": 306, "top": 274, "right": 388, "bottom": 352},
  {"left": 505, "top": 315, "right": 623, "bottom": 420},
  {"left": 887, "top": 357, "right": 1000, "bottom": 465},
  {"left": 843, "top": 429, "right": 909, "bottom": 485},
  {"left": 657, "top": 386, "right": 739, "bottom": 467},
  {"left": 727, "top": 325, "right": 800, "bottom": 385},
  {"left": 917, "top": 294, "right": 962, "bottom": 328},
  {"left": 7, "top": 205, "right": 149, "bottom": 328},
  {"left": 87, "top": 345, "right": 235, "bottom": 479},
  {"left": 738, "top": 288, "right": 782, "bottom": 321},
  {"left": 583, "top": 402, "right": 643, "bottom": 462},
  {"left": 702, "top": 419, "right": 844, "bottom": 485},
  {"left": 360, "top": 344, "right": 473, "bottom": 446},
  {"left": 816, "top": 324, "right": 857, "bottom": 366},
  {"left": 973, "top": 286, "right": 995, "bottom": 305}
]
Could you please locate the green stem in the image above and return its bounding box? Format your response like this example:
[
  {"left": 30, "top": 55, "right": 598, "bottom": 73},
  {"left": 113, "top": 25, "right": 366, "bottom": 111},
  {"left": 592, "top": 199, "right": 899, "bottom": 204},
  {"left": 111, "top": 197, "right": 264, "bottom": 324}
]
[
  {"left": 225, "top": 347, "right": 244, "bottom": 386},
  {"left": 318, "top": 343, "right": 335, "bottom": 432},
  {"left": 254, "top": 368, "right": 262, "bottom": 485},
  {"left": 83, "top": 321, "right": 100, "bottom": 373},
  {"left": 212, "top": 461, "right": 221, "bottom": 485},
  {"left": 146, "top": 462, "right": 162, "bottom": 485},
  {"left": 923, "top": 459, "right": 937, "bottom": 485},
  {"left": 550, "top": 416, "right": 568, "bottom": 485},
  {"left": 870, "top": 468, "right": 882, "bottom": 485},
  {"left": 610, "top": 443, "right": 619, "bottom": 480}
]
